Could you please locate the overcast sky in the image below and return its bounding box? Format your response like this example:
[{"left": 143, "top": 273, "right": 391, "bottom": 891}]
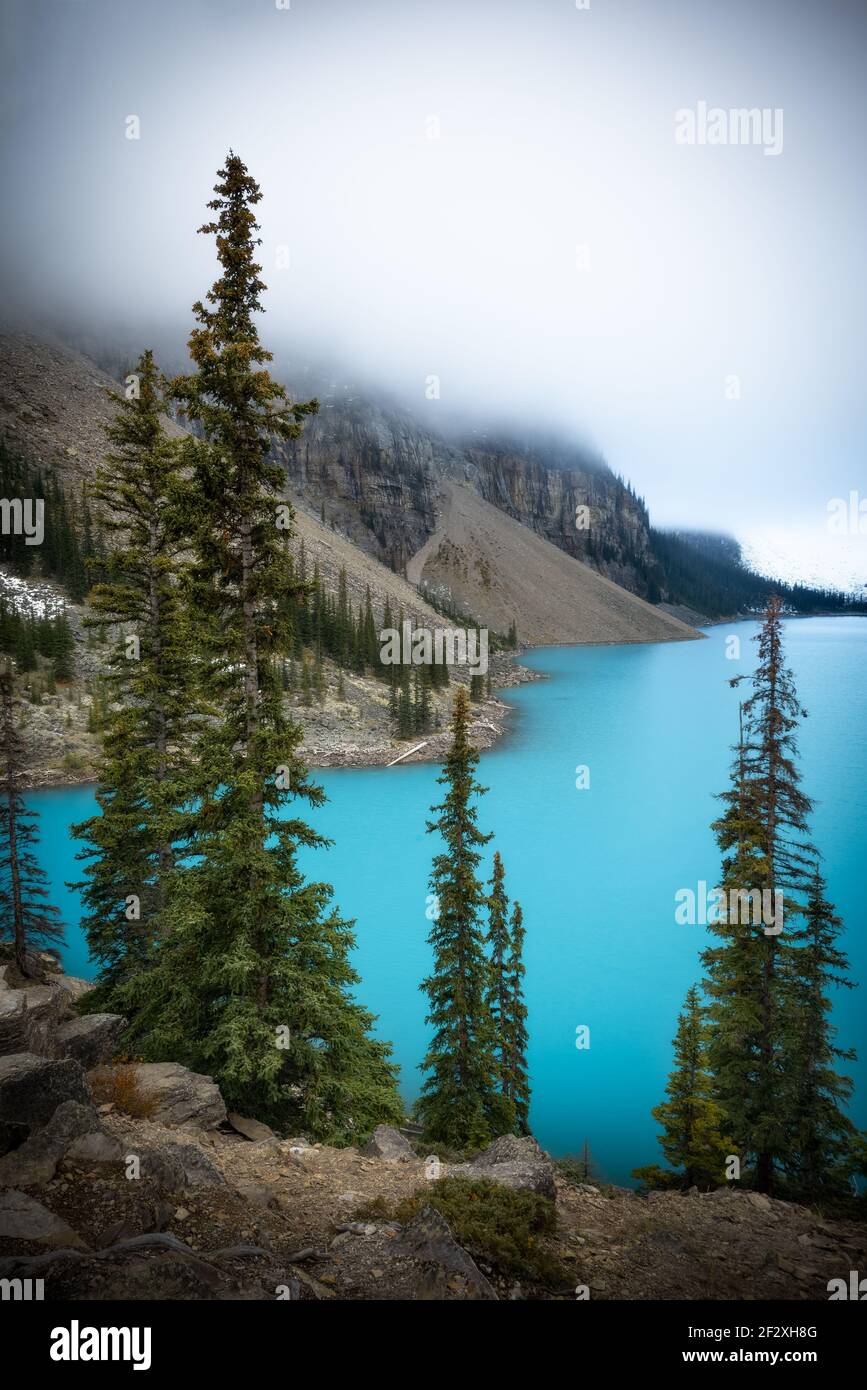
[{"left": 1, "top": 0, "right": 865, "bottom": 565}]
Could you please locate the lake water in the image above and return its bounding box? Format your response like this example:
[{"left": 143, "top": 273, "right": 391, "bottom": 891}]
[{"left": 26, "top": 617, "right": 867, "bottom": 1185}]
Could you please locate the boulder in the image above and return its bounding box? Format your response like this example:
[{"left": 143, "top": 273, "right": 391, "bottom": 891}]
[
  {"left": 55, "top": 1014, "right": 126, "bottom": 1068},
  {"left": 0, "top": 948, "right": 62, "bottom": 984},
  {"left": 0, "top": 1100, "right": 101, "bottom": 1187},
  {"left": 64, "top": 1130, "right": 124, "bottom": 1168},
  {"left": 227, "top": 1112, "right": 275, "bottom": 1143},
  {"left": 464, "top": 1157, "right": 556, "bottom": 1201},
  {"left": 0, "top": 984, "right": 70, "bottom": 1058},
  {"left": 361, "top": 1124, "right": 415, "bottom": 1162},
  {"left": 0, "top": 993, "right": 26, "bottom": 1055},
  {"left": 123, "top": 1141, "right": 224, "bottom": 1193},
  {"left": 159, "top": 1143, "right": 224, "bottom": 1189},
  {"left": 0, "top": 1120, "right": 28, "bottom": 1158},
  {"left": 0, "top": 1053, "right": 92, "bottom": 1132},
  {"left": 55, "top": 975, "right": 95, "bottom": 1004},
  {"left": 0, "top": 1190, "right": 85, "bottom": 1247},
  {"left": 127, "top": 1145, "right": 187, "bottom": 1192},
  {"left": 0, "top": 1235, "right": 284, "bottom": 1300},
  {"left": 234, "top": 1180, "right": 281, "bottom": 1210},
  {"left": 453, "top": 1135, "right": 557, "bottom": 1201},
  {"left": 106, "top": 1062, "right": 226, "bottom": 1130},
  {"left": 395, "top": 1206, "right": 497, "bottom": 1300},
  {"left": 470, "top": 1134, "right": 546, "bottom": 1168},
  {"left": 17, "top": 984, "right": 69, "bottom": 1056},
  {"left": 746, "top": 1191, "right": 773, "bottom": 1213}
]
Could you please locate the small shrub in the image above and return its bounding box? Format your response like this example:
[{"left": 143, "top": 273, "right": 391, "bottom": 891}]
[
  {"left": 413, "top": 1138, "right": 470, "bottom": 1165},
  {"left": 393, "top": 1176, "right": 569, "bottom": 1288},
  {"left": 89, "top": 1061, "right": 157, "bottom": 1119},
  {"left": 352, "top": 1195, "right": 393, "bottom": 1221}
]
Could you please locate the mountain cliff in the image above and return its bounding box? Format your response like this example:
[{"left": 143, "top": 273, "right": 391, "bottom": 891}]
[
  {"left": 0, "top": 329, "right": 698, "bottom": 649},
  {"left": 272, "top": 379, "right": 859, "bottom": 619},
  {"left": 274, "top": 388, "right": 656, "bottom": 596}
]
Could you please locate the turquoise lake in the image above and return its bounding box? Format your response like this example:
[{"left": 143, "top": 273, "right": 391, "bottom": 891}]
[{"left": 26, "top": 616, "right": 867, "bottom": 1185}]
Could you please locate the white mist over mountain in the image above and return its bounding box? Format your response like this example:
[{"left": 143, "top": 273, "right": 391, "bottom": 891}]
[
  {"left": 739, "top": 527, "right": 867, "bottom": 600},
  {"left": 0, "top": 0, "right": 865, "bottom": 590}
]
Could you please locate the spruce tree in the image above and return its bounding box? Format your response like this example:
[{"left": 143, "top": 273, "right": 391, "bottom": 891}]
[
  {"left": 703, "top": 597, "right": 856, "bottom": 1194},
  {"left": 701, "top": 701, "right": 778, "bottom": 1189},
  {"left": 120, "top": 154, "right": 401, "bottom": 1138},
  {"left": 417, "top": 685, "right": 505, "bottom": 1146},
  {"left": 0, "top": 671, "right": 64, "bottom": 974},
  {"left": 703, "top": 598, "right": 814, "bottom": 1192},
  {"left": 71, "top": 350, "right": 197, "bottom": 1009},
  {"left": 50, "top": 615, "right": 76, "bottom": 683},
  {"left": 641, "top": 985, "right": 731, "bottom": 1190},
  {"left": 505, "top": 900, "right": 531, "bottom": 1133},
  {"left": 362, "top": 587, "right": 377, "bottom": 669},
  {"left": 782, "top": 866, "right": 856, "bottom": 1195},
  {"left": 485, "top": 852, "right": 511, "bottom": 1093}
]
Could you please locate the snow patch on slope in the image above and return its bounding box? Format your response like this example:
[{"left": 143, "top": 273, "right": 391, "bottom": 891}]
[{"left": 0, "top": 567, "right": 67, "bottom": 619}]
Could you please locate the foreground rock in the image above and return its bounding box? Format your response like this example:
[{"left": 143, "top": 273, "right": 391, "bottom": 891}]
[
  {"left": 0, "top": 1190, "right": 85, "bottom": 1248},
  {"left": 0, "top": 1100, "right": 103, "bottom": 1188},
  {"left": 95, "top": 1062, "right": 227, "bottom": 1130},
  {"left": 131, "top": 1142, "right": 225, "bottom": 1193},
  {"left": 0, "top": 955, "right": 120, "bottom": 1071},
  {"left": 0, "top": 1053, "right": 92, "bottom": 1133},
  {"left": 451, "top": 1134, "right": 557, "bottom": 1201},
  {"left": 0, "top": 1234, "right": 293, "bottom": 1300},
  {"left": 0, "top": 985, "right": 67, "bottom": 1057},
  {"left": 394, "top": 1206, "right": 497, "bottom": 1299},
  {"left": 56, "top": 976, "right": 95, "bottom": 1004},
  {"left": 55, "top": 1015, "right": 126, "bottom": 1069},
  {"left": 361, "top": 1125, "right": 415, "bottom": 1162},
  {"left": 3, "top": 1092, "right": 865, "bottom": 1300},
  {"left": 227, "top": 1113, "right": 275, "bottom": 1143}
]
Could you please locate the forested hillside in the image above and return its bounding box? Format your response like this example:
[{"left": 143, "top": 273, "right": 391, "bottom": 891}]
[{"left": 648, "top": 528, "right": 863, "bottom": 618}]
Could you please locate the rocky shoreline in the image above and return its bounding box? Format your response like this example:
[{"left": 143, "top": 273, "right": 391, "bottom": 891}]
[{"left": 19, "top": 647, "right": 543, "bottom": 789}]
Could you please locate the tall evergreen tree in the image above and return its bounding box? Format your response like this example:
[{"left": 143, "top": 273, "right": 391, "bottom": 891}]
[
  {"left": 701, "top": 699, "right": 780, "bottom": 1190},
  {"left": 417, "top": 685, "right": 507, "bottom": 1146},
  {"left": 71, "top": 351, "right": 197, "bottom": 1008},
  {"left": 642, "top": 984, "right": 731, "bottom": 1190},
  {"left": 504, "top": 900, "right": 530, "bottom": 1133},
  {"left": 0, "top": 671, "right": 64, "bottom": 974},
  {"left": 485, "top": 852, "right": 511, "bottom": 1092},
  {"left": 118, "top": 154, "right": 401, "bottom": 1138},
  {"left": 782, "top": 866, "right": 857, "bottom": 1195},
  {"left": 703, "top": 597, "right": 856, "bottom": 1193},
  {"left": 703, "top": 598, "right": 814, "bottom": 1192}
]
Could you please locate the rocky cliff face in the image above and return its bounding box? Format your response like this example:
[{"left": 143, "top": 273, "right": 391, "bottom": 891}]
[
  {"left": 459, "top": 436, "right": 654, "bottom": 594},
  {"left": 0, "top": 329, "right": 660, "bottom": 604},
  {"left": 275, "top": 394, "right": 446, "bottom": 574},
  {"left": 274, "top": 389, "right": 656, "bottom": 595}
]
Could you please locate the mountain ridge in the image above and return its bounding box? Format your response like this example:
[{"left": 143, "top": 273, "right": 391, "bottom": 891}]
[{"left": 0, "top": 328, "right": 699, "bottom": 649}]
